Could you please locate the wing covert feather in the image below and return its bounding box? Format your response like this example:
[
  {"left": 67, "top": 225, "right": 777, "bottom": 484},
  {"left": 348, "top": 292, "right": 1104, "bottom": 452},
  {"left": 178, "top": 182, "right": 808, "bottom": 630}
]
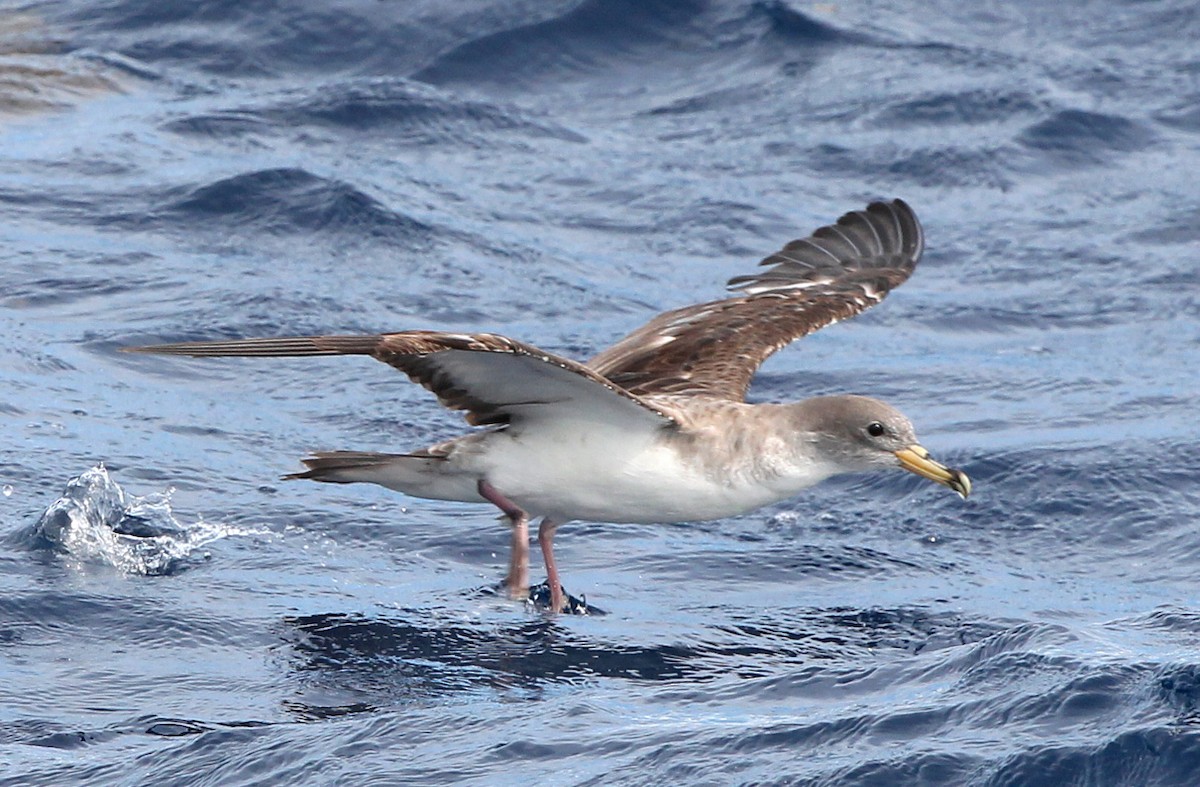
[
  {"left": 587, "top": 199, "right": 922, "bottom": 400},
  {"left": 128, "top": 331, "right": 675, "bottom": 428}
]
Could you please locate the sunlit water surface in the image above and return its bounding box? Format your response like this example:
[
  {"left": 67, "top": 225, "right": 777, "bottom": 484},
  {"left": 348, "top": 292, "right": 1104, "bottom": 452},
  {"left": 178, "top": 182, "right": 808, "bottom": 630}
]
[{"left": 2, "top": 1, "right": 1199, "bottom": 784}]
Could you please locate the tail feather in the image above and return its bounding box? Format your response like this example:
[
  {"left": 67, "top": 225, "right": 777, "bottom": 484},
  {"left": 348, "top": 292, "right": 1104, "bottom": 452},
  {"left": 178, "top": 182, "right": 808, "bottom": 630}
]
[
  {"left": 282, "top": 451, "right": 427, "bottom": 482},
  {"left": 283, "top": 451, "right": 407, "bottom": 482},
  {"left": 283, "top": 450, "right": 480, "bottom": 503}
]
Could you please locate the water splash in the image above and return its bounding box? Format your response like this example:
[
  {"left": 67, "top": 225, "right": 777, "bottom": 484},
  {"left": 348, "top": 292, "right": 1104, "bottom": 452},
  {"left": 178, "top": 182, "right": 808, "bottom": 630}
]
[{"left": 32, "top": 464, "right": 252, "bottom": 575}]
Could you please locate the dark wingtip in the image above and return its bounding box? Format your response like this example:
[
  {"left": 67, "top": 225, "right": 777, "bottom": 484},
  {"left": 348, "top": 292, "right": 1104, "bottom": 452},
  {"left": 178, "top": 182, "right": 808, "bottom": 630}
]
[
  {"left": 112, "top": 335, "right": 383, "bottom": 357},
  {"left": 868, "top": 198, "right": 923, "bottom": 263},
  {"left": 119, "top": 342, "right": 218, "bottom": 356}
]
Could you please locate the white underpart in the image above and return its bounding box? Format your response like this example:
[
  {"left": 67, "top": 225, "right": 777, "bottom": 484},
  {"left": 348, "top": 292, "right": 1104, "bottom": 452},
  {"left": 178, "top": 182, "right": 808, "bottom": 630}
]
[
  {"left": 357, "top": 399, "right": 851, "bottom": 525},
  {"left": 475, "top": 422, "right": 836, "bottom": 524}
]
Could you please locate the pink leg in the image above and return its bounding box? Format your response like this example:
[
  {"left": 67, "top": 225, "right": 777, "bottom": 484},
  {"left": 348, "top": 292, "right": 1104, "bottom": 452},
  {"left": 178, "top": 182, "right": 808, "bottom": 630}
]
[
  {"left": 538, "top": 517, "right": 564, "bottom": 613},
  {"left": 477, "top": 479, "right": 529, "bottom": 601}
]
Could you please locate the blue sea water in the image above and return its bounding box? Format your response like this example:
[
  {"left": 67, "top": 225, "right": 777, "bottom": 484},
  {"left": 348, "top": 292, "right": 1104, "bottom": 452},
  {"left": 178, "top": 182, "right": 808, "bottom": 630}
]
[{"left": 1, "top": 0, "right": 1199, "bottom": 784}]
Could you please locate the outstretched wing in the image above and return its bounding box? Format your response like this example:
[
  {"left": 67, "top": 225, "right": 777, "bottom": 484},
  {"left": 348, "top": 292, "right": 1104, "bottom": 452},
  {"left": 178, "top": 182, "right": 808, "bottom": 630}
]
[
  {"left": 587, "top": 199, "right": 923, "bottom": 401},
  {"left": 126, "top": 331, "right": 676, "bottom": 429}
]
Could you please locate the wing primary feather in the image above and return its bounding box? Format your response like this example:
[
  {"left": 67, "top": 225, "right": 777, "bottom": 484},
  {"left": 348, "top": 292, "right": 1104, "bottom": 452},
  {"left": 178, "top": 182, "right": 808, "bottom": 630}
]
[
  {"left": 124, "top": 335, "right": 382, "bottom": 357},
  {"left": 126, "top": 330, "right": 677, "bottom": 427},
  {"left": 588, "top": 199, "right": 923, "bottom": 401},
  {"left": 128, "top": 200, "right": 922, "bottom": 412}
]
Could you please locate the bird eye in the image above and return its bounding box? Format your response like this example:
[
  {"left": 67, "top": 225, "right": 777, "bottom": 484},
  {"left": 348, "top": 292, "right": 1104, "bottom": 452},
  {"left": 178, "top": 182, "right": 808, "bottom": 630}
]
[{"left": 866, "top": 421, "right": 885, "bottom": 437}]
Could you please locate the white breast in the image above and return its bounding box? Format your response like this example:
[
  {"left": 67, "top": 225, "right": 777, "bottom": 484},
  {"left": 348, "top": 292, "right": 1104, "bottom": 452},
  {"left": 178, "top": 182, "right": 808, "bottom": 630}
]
[{"left": 470, "top": 419, "right": 835, "bottom": 525}]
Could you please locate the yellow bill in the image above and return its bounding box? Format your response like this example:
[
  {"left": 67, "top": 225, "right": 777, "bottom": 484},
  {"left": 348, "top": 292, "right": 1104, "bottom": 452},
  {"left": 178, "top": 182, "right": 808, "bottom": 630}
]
[{"left": 894, "top": 445, "right": 971, "bottom": 499}]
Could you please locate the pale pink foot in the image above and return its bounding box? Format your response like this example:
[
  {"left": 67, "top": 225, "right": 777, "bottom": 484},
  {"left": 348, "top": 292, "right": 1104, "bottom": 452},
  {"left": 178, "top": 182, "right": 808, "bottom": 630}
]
[
  {"left": 538, "top": 517, "right": 564, "bottom": 613},
  {"left": 477, "top": 479, "right": 529, "bottom": 601}
]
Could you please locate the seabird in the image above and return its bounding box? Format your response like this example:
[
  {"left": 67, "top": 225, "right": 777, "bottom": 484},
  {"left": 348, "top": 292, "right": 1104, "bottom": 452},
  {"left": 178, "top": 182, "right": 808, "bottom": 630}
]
[{"left": 126, "top": 199, "right": 971, "bottom": 613}]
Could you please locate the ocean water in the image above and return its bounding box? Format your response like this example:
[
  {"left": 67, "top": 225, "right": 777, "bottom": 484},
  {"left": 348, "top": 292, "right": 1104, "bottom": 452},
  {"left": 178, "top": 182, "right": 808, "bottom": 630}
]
[{"left": 1, "top": 0, "right": 1199, "bottom": 784}]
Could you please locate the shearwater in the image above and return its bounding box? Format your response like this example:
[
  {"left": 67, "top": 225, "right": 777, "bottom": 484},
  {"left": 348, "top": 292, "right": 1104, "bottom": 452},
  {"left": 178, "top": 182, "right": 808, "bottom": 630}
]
[{"left": 127, "top": 199, "right": 971, "bottom": 613}]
